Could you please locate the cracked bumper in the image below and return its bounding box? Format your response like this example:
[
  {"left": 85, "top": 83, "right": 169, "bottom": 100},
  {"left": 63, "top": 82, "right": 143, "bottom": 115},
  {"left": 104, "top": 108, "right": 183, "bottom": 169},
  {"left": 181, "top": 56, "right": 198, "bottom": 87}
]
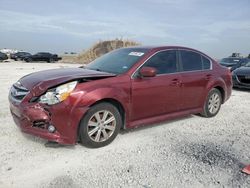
[{"left": 9, "top": 100, "right": 89, "bottom": 145}]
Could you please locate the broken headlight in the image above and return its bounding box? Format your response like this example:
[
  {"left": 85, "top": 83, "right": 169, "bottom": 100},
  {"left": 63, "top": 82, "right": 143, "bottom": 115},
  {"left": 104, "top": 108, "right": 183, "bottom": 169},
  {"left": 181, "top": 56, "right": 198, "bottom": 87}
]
[{"left": 39, "top": 81, "right": 77, "bottom": 105}]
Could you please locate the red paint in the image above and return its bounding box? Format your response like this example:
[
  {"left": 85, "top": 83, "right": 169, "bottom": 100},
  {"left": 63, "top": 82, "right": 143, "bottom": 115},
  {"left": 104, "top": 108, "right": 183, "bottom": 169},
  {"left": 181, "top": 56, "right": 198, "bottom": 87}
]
[
  {"left": 9, "top": 46, "right": 232, "bottom": 145},
  {"left": 242, "top": 165, "right": 250, "bottom": 175}
]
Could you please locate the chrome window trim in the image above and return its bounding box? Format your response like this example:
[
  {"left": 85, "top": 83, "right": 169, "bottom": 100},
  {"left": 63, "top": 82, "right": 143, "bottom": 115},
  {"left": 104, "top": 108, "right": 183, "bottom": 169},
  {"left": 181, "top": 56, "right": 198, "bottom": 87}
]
[{"left": 131, "top": 48, "right": 213, "bottom": 79}]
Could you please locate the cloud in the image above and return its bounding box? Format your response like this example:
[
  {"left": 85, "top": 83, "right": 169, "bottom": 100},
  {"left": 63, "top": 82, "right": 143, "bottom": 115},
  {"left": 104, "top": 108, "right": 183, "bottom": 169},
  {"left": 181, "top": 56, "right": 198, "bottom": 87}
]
[
  {"left": 0, "top": 0, "right": 249, "bottom": 57},
  {"left": 0, "top": 10, "right": 64, "bottom": 33},
  {"left": 0, "top": 10, "right": 175, "bottom": 40}
]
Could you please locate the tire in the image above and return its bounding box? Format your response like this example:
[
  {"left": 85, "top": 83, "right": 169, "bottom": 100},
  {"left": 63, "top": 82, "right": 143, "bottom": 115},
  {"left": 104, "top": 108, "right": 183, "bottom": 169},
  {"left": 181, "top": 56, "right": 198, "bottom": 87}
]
[
  {"left": 79, "top": 102, "right": 122, "bottom": 148},
  {"left": 48, "top": 58, "right": 54, "bottom": 63},
  {"left": 201, "top": 88, "right": 222, "bottom": 117},
  {"left": 25, "top": 58, "right": 32, "bottom": 62}
]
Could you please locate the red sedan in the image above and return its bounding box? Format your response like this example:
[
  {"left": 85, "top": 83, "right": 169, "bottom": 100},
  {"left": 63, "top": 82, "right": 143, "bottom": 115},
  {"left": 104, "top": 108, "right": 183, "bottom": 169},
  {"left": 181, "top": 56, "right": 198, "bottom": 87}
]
[{"left": 9, "top": 46, "right": 232, "bottom": 147}]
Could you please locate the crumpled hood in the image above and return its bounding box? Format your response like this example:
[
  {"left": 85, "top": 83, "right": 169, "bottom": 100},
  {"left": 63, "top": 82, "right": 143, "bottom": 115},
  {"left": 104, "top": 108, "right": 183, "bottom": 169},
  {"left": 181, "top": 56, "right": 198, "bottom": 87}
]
[
  {"left": 234, "top": 66, "right": 250, "bottom": 75},
  {"left": 19, "top": 68, "right": 115, "bottom": 96}
]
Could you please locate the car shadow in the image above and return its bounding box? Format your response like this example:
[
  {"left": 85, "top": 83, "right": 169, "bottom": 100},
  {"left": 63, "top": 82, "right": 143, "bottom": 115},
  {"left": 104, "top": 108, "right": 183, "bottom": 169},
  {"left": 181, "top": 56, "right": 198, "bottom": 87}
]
[{"left": 21, "top": 132, "right": 76, "bottom": 149}]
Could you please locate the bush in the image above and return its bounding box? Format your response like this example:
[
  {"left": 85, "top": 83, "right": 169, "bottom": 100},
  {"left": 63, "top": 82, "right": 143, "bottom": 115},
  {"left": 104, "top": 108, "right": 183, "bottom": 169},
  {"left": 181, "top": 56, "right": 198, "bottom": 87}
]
[{"left": 76, "top": 39, "right": 140, "bottom": 64}]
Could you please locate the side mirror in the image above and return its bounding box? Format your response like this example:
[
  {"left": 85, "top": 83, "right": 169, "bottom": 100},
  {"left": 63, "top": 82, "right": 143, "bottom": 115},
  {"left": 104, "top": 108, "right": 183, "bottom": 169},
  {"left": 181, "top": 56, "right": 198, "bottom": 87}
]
[{"left": 139, "top": 67, "right": 157, "bottom": 77}]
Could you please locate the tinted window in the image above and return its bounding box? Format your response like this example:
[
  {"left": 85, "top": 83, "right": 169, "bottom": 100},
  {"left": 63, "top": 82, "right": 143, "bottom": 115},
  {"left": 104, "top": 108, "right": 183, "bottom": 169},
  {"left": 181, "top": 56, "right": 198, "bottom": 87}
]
[
  {"left": 143, "top": 50, "right": 177, "bottom": 74},
  {"left": 180, "top": 50, "right": 202, "bottom": 71},
  {"left": 220, "top": 58, "right": 241, "bottom": 64},
  {"left": 202, "top": 56, "right": 211, "bottom": 69},
  {"left": 36, "top": 53, "right": 50, "bottom": 56}
]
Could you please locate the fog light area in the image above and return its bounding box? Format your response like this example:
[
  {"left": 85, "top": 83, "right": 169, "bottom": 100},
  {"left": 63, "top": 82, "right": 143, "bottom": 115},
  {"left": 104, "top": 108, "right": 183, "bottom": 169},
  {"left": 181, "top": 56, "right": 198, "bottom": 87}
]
[{"left": 48, "top": 125, "right": 56, "bottom": 133}]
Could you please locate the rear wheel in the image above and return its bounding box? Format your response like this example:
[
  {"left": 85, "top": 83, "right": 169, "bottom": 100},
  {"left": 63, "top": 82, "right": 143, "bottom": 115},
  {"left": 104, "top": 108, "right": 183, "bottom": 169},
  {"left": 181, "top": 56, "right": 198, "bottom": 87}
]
[
  {"left": 79, "top": 102, "right": 122, "bottom": 148},
  {"left": 201, "top": 88, "right": 222, "bottom": 117},
  {"left": 25, "top": 58, "right": 32, "bottom": 62},
  {"left": 48, "top": 58, "right": 54, "bottom": 63}
]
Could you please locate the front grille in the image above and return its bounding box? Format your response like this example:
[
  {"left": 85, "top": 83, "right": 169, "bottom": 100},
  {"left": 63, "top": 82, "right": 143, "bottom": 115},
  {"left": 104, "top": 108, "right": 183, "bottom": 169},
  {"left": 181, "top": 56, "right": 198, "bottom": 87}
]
[
  {"left": 10, "top": 82, "right": 29, "bottom": 102},
  {"left": 237, "top": 75, "right": 250, "bottom": 84}
]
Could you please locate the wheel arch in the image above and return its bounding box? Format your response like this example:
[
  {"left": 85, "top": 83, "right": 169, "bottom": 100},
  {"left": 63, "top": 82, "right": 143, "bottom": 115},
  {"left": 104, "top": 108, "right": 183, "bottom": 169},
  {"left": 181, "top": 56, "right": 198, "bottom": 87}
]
[
  {"left": 76, "top": 98, "right": 127, "bottom": 142},
  {"left": 213, "top": 86, "right": 225, "bottom": 103},
  {"left": 206, "top": 76, "right": 227, "bottom": 104},
  {"left": 89, "top": 98, "right": 126, "bottom": 129}
]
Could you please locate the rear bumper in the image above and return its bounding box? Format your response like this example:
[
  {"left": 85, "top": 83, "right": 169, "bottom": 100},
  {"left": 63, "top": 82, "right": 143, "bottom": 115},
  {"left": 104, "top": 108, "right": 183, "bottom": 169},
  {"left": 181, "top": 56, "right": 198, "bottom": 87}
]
[{"left": 9, "top": 99, "right": 89, "bottom": 145}]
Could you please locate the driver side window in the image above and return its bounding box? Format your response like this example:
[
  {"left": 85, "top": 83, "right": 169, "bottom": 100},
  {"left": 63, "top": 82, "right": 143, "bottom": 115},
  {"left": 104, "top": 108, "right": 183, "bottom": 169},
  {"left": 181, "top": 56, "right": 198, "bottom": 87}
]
[{"left": 142, "top": 50, "right": 177, "bottom": 74}]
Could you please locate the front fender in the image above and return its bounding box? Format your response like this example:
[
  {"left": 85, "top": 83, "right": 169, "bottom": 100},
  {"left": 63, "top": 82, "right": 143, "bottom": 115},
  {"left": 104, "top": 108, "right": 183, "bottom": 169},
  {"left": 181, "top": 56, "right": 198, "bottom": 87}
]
[{"left": 80, "top": 87, "right": 130, "bottom": 111}]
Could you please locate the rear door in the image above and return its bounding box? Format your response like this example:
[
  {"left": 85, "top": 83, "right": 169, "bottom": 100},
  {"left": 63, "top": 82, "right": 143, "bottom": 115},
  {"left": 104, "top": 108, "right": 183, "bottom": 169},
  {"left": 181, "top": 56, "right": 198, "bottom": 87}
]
[
  {"left": 178, "top": 50, "right": 212, "bottom": 110},
  {"left": 41, "top": 53, "right": 49, "bottom": 61},
  {"left": 131, "top": 50, "right": 182, "bottom": 121},
  {"left": 33, "top": 53, "right": 41, "bottom": 61}
]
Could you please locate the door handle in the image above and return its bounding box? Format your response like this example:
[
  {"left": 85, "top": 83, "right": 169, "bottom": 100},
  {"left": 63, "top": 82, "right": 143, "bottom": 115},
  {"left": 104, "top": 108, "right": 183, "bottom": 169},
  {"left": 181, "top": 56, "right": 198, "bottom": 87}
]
[
  {"left": 205, "top": 74, "right": 212, "bottom": 80},
  {"left": 171, "top": 79, "right": 182, "bottom": 86}
]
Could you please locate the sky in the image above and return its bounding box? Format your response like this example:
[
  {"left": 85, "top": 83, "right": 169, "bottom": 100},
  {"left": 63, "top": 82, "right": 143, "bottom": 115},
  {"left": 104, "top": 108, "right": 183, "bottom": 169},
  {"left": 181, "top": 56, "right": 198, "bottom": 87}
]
[{"left": 0, "top": 0, "right": 249, "bottom": 58}]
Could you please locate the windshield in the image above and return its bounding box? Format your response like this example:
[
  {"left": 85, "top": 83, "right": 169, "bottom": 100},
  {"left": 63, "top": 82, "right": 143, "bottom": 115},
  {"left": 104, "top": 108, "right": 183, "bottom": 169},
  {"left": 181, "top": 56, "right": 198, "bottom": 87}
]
[
  {"left": 85, "top": 48, "right": 149, "bottom": 74},
  {"left": 220, "top": 58, "right": 242, "bottom": 64},
  {"left": 244, "top": 61, "right": 250, "bottom": 67}
]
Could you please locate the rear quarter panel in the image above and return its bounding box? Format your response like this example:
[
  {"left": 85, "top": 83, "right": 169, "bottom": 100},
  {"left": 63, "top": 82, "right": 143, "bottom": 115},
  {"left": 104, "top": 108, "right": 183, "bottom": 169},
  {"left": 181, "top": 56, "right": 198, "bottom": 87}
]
[{"left": 205, "top": 61, "right": 232, "bottom": 104}]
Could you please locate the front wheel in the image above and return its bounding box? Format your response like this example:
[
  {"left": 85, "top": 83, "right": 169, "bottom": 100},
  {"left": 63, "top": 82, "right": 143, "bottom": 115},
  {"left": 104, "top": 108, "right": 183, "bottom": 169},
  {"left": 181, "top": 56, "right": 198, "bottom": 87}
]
[
  {"left": 25, "top": 58, "right": 32, "bottom": 62},
  {"left": 79, "top": 102, "right": 122, "bottom": 148},
  {"left": 201, "top": 88, "right": 222, "bottom": 117}
]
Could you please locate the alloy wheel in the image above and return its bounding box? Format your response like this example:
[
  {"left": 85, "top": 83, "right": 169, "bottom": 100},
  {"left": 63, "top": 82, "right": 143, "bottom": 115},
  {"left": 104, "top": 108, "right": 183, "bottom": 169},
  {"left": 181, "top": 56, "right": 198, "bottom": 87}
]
[
  {"left": 87, "top": 110, "right": 116, "bottom": 142},
  {"left": 208, "top": 93, "right": 220, "bottom": 114}
]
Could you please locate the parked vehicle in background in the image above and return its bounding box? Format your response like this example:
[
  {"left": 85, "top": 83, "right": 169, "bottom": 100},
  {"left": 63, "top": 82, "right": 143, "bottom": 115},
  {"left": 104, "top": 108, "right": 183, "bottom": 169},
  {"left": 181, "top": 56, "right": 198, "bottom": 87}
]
[
  {"left": 0, "top": 52, "right": 8, "bottom": 61},
  {"left": 24, "top": 52, "right": 61, "bottom": 63},
  {"left": 10, "top": 52, "right": 32, "bottom": 61},
  {"left": 219, "top": 57, "right": 245, "bottom": 71},
  {"left": 231, "top": 53, "right": 243, "bottom": 58},
  {"left": 232, "top": 60, "right": 250, "bottom": 89},
  {"left": 9, "top": 46, "right": 232, "bottom": 148}
]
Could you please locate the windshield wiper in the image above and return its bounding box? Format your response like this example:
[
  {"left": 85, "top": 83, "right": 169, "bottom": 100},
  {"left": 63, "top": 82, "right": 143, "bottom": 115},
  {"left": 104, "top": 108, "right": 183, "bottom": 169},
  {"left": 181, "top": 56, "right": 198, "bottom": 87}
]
[{"left": 88, "top": 67, "right": 103, "bottom": 72}]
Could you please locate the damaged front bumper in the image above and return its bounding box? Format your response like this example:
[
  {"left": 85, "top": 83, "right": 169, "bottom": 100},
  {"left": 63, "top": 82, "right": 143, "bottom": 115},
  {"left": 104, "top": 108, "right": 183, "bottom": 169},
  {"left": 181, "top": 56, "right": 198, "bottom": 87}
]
[{"left": 9, "top": 95, "right": 88, "bottom": 145}]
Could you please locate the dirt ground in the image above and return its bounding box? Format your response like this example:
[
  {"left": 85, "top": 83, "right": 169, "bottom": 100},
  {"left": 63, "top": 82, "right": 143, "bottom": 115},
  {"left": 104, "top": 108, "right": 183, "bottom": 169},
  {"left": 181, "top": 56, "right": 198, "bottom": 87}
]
[{"left": 0, "top": 61, "right": 250, "bottom": 188}]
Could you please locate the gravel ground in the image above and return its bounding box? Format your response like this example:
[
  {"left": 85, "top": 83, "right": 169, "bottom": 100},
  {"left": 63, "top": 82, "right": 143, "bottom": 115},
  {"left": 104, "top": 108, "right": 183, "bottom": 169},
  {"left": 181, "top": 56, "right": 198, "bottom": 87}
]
[{"left": 0, "top": 61, "right": 250, "bottom": 188}]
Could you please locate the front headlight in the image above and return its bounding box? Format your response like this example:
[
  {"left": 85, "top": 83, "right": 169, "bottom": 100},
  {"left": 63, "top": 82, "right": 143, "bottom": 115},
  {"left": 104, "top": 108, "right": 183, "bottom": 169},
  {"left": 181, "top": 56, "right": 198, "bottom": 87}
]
[{"left": 39, "top": 81, "right": 77, "bottom": 105}]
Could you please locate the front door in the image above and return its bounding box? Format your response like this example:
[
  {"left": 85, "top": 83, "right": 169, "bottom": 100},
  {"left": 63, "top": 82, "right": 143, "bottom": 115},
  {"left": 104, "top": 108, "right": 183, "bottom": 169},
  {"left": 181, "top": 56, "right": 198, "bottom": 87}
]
[{"left": 130, "top": 50, "right": 181, "bottom": 121}]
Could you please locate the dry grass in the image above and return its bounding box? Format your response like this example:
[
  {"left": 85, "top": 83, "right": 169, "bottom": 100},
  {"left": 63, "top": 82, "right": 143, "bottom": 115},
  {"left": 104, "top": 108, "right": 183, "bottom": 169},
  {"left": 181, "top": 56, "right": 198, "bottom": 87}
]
[{"left": 60, "top": 39, "right": 140, "bottom": 64}]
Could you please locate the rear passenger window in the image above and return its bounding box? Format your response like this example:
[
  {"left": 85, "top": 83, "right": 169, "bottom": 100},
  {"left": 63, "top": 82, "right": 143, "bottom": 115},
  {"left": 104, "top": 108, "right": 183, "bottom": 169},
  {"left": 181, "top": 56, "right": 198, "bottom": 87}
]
[
  {"left": 202, "top": 56, "right": 211, "bottom": 69},
  {"left": 180, "top": 50, "right": 202, "bottom": 71},
  {"left": 143, "top": 50, "right": 177, "bottom": 74}
]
